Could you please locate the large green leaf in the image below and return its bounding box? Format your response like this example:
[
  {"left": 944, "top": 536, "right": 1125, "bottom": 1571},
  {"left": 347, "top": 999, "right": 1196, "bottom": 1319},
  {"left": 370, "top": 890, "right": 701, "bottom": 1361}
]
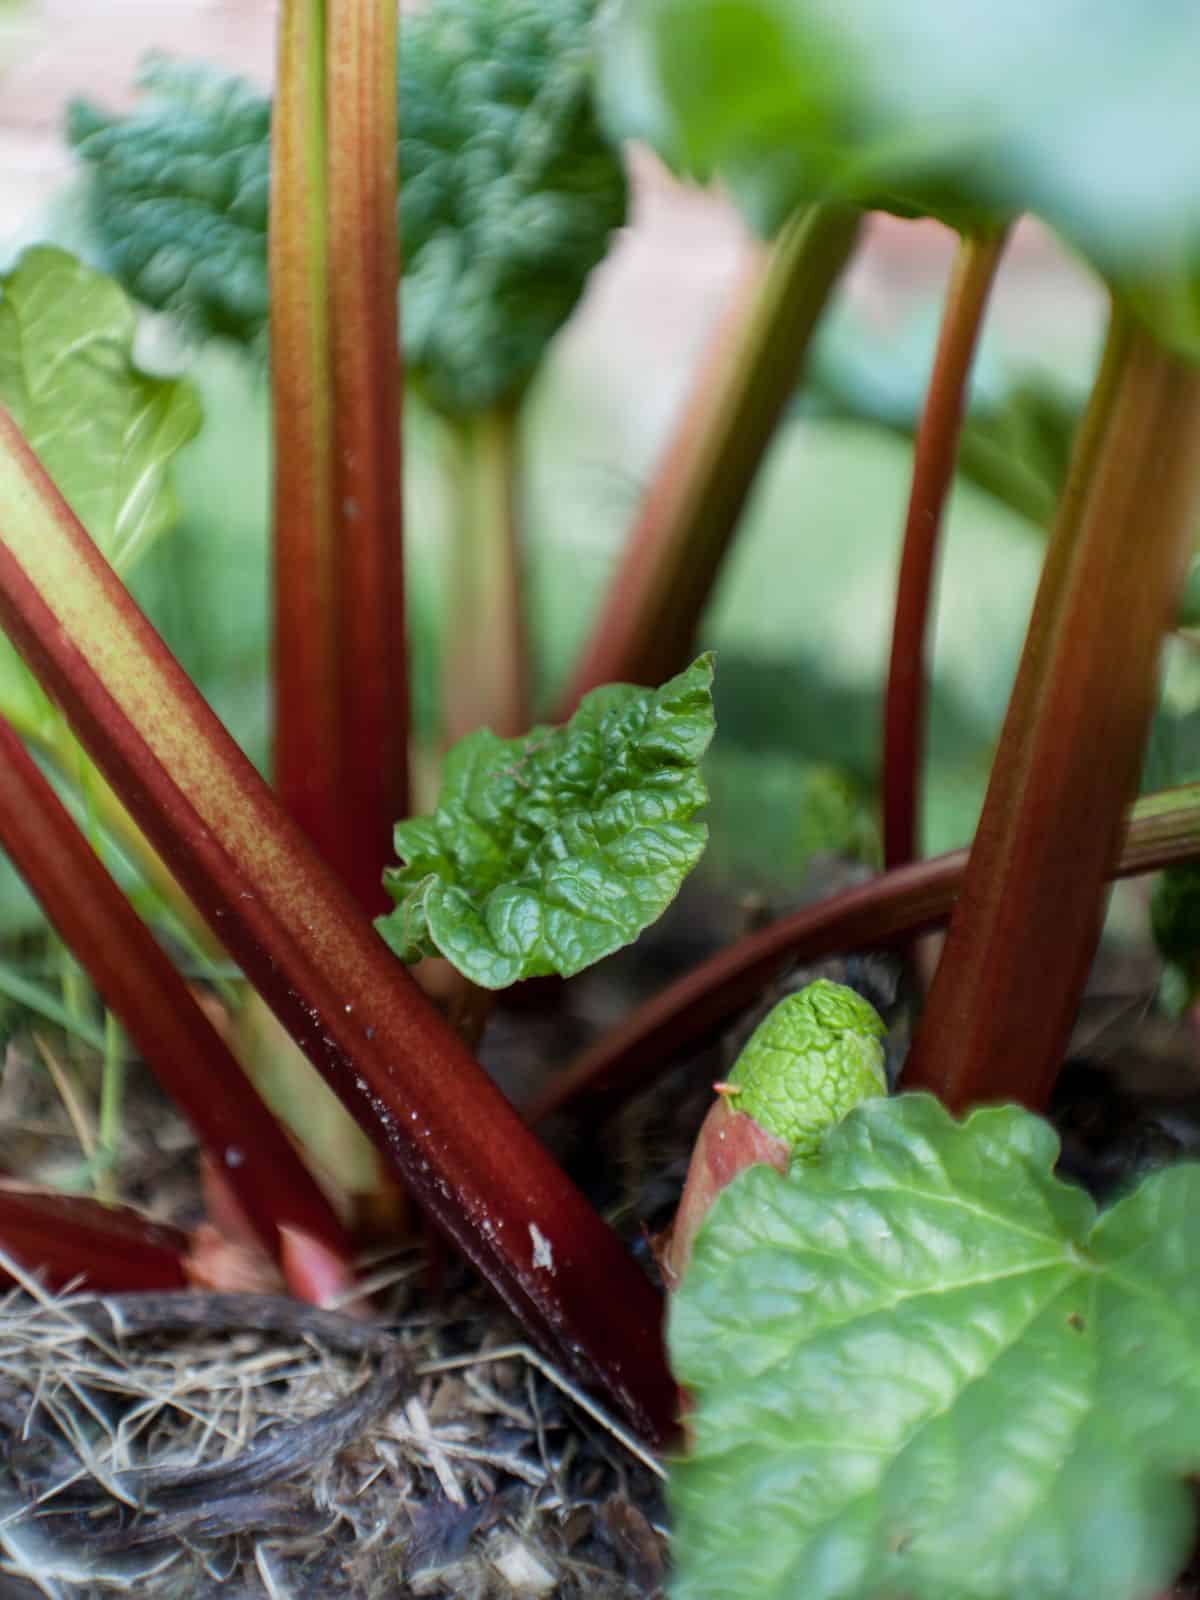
[
  {"left": 376, "top": 654, "right": 714, "bottom": 987},
  {"left": 601, "top": 0, "right": 1200, "bottom": 353},
  {"left": 0, "top": 246, "right": 201, "bottom": 575},
  {"left": 671, "top": 1093, "right": 1200, "bottom": 1600}
]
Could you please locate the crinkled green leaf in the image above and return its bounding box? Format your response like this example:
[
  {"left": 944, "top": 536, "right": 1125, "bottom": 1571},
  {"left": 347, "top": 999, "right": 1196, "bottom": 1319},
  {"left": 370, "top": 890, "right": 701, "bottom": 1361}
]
[
  {"left": 0, "top": 246, "right": 202, "bottom": 574},
  {"left": 601, "top": 0, "right": 1200, "bottom": 355},
  {"left": 69, "top": 0, "right": 627, "bottom": 414},
  {"left": 671, "top": 1093, "right": 1200, "bottom": 1600},
  {"left": 398, "top": 0, "right": 627, "bottom": 413},
  {"left": 724, "top": 979, "right": 886, "bottom": 1157},
  {"left": 66, "top": 57, "right": 272, "bottom": 348},
  {"left": 376, "top": 655, "right": 714, "bottom": 987}
]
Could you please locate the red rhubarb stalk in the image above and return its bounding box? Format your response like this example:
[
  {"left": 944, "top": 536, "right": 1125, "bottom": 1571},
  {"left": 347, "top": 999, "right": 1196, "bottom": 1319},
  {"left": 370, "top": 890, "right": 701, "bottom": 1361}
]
[
  {"left": 327, "top": 0, "right": 409, "bottom": 906},
  {"left": 882, "top": 229, "right": 1008, "bottom": 868},
  {"left": 0, "top": 1184, "right": 189, "bottom": 1292},
  {"left": 270, "top": 0, "right": 343, "bottom": 878},
  {"left": 0, "top": 712, "right": 353, "bottom": 1288},
  {"left": 905, "top": 312, "right": 1200, "bottom": 1111},
  {"left": 0, "top": 411, "right": 676, "bottom": 1444}
]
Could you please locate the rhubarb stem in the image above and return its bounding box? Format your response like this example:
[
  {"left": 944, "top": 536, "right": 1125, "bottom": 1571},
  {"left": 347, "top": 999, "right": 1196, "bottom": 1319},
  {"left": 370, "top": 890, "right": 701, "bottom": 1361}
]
[
  {"left": 0, "top": 1186, "right": 190, "bottom": 1292},
  {"left": 904, "top": 311, "right": 1200, "bottom": 1111},
  {"left": 883, "top": 228, "right": 1008, "bottom": 869},
  {"left": 443, "top": 404, "right": 529, "bottom": 743},
  {"left": 0, "top": 710, "right": 353, "bottom": 1283},
  {"left": 327, "top": 0, "right": 409, "bottom": 910},
  {"left": 270, "top": 0, "right": 343, "bottom": 876}
]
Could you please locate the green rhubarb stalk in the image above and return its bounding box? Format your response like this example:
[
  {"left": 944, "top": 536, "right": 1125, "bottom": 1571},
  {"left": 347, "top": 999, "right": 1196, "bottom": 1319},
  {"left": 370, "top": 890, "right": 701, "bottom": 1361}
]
[{"left": 443, "top": 404, "right": 529, "bottom": 743}]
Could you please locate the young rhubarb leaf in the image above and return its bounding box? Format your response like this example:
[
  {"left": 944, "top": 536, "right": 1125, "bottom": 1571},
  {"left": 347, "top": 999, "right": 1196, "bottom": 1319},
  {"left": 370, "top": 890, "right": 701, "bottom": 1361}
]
[
  {"left": 671, "top": 1092, "right": 1200, "bottom": 1600},
  {"left": 663, "top": 979, "right": 886, "bottom": 1287},
  {"left": 720, "top": 978, "right": 887, "bottom": 1158},
  {"left": 0, "top": 246, "right": 201, "bottom": 575},
  {"left": 377, "top": 655, "right": 714, "bottom": 987},
  {"left": 0, "top": 245, "right": 200, "bottom": 754}
]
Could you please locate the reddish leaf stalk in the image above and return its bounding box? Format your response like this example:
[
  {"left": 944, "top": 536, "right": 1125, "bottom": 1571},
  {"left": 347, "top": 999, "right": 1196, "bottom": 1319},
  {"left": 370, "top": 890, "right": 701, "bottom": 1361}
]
[
  {"left": 270, "top": 0, "right": 343, "bottom": 878},
  {"left": 443, "top": 404, "right": 530, "bottom": 743},
  {"left": 327, "top": 0, "right": 409, "bottom": 909},
  {"left": 883, "top": 228, "right": 1008, "bottom": 868},
  {"left": 0, "top": 714, "right": 353, "bottom": 1281},
  {"left": 0, "top": 415, "right": 676, "bottom": 1444},
  {"left": 0, "top": 1185, "right": 189, "bottom": 1292},
  {"left": 554, "top": 204, "right": 861, "bottom": 715},
  {"left": 905, "top": 314, "right": 1200, "bottom": 1112},
  {"left": 529, "top": 785, "right": 1200, "bottom": 1127}
]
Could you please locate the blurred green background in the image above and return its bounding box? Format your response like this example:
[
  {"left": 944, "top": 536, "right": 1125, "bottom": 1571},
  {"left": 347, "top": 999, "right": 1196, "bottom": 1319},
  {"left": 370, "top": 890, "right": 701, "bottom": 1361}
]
[{"left": 0, "top": 0, "right": 1149, "bottom": 924}]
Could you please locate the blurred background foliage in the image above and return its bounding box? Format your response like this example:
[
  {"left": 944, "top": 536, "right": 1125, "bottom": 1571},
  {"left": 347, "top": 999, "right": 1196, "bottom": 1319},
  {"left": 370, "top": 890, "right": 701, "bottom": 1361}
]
[{"left": 0, "top": 0, "right": 1198, "bottom": 944}]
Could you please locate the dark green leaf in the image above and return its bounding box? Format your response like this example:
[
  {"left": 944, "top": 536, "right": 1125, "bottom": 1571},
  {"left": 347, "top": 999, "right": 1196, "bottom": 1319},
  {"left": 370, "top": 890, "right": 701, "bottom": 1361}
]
[
  {"left": 69, "top": 0, "right": 628, "bottom": 413},
  {"left": 376, "top": 655, "right": 714, "bottom": 987},
  {"left": 671, "top": 1093, "right": 1200, "bottom": 1600},
  {"left": 67, "top": 57, "right": 273, "bottom": 348},
  {"left": 398, "top": 0, "right": 627, "bottom": 413}
]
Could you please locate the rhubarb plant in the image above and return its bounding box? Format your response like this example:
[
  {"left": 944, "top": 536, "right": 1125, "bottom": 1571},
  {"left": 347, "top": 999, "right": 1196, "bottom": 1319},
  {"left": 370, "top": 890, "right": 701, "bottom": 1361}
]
[
  {"left": 1, "top": 3, "right": 1200, "bottom": 1576},
  {"left": 662, "top": 980, "right": 888, "bottom": 1286}
]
